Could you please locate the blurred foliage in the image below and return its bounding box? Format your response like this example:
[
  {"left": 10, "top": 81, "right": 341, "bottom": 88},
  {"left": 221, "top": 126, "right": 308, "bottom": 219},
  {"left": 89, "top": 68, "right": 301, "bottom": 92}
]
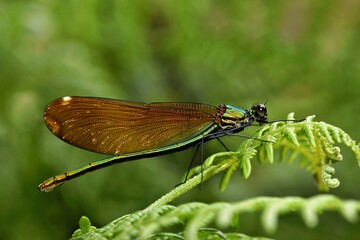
[{"left": 0, "top": 0, "right": 359, "bottom": 239}]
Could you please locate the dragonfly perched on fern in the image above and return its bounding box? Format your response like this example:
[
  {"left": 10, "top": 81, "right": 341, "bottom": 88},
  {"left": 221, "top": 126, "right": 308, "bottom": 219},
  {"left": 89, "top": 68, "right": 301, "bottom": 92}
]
[{"left": 71, "top": 114, "right": 360, "bottom": 239}]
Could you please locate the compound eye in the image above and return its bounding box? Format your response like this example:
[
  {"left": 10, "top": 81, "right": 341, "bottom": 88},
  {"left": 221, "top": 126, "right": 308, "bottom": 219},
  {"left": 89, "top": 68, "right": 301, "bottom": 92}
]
[
  {"left": 251, "top": 104, "right": 267, "bottom": 118},
  {"left": 257, "top": 104, "right": 267, "bottom": 117}
]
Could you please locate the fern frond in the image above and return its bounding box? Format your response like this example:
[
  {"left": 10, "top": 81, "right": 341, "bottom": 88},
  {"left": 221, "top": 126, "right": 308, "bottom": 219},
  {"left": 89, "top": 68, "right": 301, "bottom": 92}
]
[
  {"left": 71, "top": 195, "right": 360, "bottom": 239},
  {"left": 187, "top": 113, "right": 359, "bottom": 192}
]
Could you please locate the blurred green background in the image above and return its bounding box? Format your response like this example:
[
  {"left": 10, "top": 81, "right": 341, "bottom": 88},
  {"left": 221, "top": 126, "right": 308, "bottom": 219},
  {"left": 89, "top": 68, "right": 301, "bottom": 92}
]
[{"left": 1, "top": 1, "right": 359, "bottom": 239}]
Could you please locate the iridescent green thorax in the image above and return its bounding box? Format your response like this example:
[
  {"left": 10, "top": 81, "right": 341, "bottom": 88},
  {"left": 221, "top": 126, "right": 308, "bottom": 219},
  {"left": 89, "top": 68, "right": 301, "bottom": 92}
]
[{"left": 215, "top": 104, "right": 249, "bottom": 129}]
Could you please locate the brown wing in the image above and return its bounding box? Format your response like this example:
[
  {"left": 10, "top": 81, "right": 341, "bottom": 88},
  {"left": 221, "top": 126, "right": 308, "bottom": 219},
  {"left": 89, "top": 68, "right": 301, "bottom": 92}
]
[{"left": 44, "top": 96, "right": 218, "bottom": 155}]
